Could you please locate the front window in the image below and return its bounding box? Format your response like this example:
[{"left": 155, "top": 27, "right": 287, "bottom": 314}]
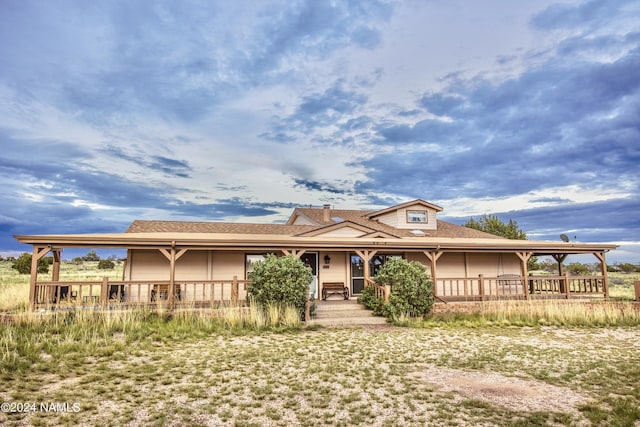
[
  {"left": 407, "top": 210, "right": 427, "bottom": 223},
  {"left": 370, "top": 254, "right": 403, "bottom": 276},
  {"left": 245, "top": 254, "right": 266, "bottom": 279}
]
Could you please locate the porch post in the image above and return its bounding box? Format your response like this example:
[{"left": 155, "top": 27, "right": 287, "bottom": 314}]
[
  {"left": 424, "top": 250, "right": 443, "bottom": 298},
  {"left": 593, "top": 252, "right": 609, "bottom": 298},
  {"left": 169, "top": 248, "right": 176, "bottom": 309},
  {"left": 29, "top": 246, "right": 49, "bottom": 309},
  {"left": 515, "top": 252, "right": 531, "bottom": 300},
  {"left": 52, "top": 249, "right": 61, "bottom": 282},
  {"left": 553, "top": 254, "right": 568, "bottom": 293},
  {"left": 281, "top": 249, "right": 306, "bottom": 258},
  {"left": 231, "top": 276, "right": 239, "bottom": 305},
  {"left": 355, "top": 250, "right": 377, "bottom": 285},
  {"left": 100, "top": 276, "right": 109, "bottom": 309},
  {"left": 159, "top": 246, "right": 188, "bottom": 310}
]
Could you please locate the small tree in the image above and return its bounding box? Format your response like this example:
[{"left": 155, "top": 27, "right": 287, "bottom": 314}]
[
  {"left": 82, "top": 250, "right": 100, "bottom": 262},
  {"left": 373, "top": 258, "right": 433, "bottom": 319},
  {"left": 566, "top": 262, "right": 592, "bottom": 275},
  {"left": 464, "top": 214, "right": 539, "bottom": 270},
  {"left": 464, "top": 214, "right": 526, "bottom": 240},
  {"left": 247, "top": 254, "right": 312, "bottom": 319},
  {"left": 12, "top": 252, "right": 50, "bottom": 275},
  {"left": 617, "top": 263, "right": 639, "bottom": 273},
  {"left": 98, "top": 259, "right": 115, "bottom": 270}
]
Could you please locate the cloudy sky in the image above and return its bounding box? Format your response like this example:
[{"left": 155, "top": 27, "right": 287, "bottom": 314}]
[{"left": 1, "top": 0, "right": 638, "bottom": 263}]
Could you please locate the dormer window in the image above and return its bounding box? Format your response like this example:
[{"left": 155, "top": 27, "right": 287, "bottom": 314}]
[{"left": 407, "top": 210, "right": 427, "bottom": 223}]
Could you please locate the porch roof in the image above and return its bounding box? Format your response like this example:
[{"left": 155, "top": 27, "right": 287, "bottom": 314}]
[{"left": 13, "top": 231, "right": 617, "bottom": 255}]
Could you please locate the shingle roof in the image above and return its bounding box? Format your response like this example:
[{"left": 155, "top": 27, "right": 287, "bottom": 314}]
[
  {"left": 127, "top": 205, "right": 505, "bottom": 240},
  {"left": 126, "top": 220, "right": 316, "bottom": 235}
]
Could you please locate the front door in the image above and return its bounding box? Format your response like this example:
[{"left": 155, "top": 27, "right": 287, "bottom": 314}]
[
  {"left": 351, "top": 254, "right": 365, "bottom": 295},
  {"left": 300, "top": 252, "right": 318, "bottom": 299}
]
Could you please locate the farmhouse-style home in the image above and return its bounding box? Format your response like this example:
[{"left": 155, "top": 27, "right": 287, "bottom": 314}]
[{"left": 14, "top": 199, "right": 617, "bottom": 309}]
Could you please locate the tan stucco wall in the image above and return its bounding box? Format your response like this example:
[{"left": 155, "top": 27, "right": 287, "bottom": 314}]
[
  {"left": 318, "top": 251, "right": 348, "bottom": 291},
  {"left": 406, "top": 252, "right": 429, "bottom": 266},
  {"left": 466, "top": 253, "right": 520, "bottom": 277},
  {"left": 175, "top": 251, "right": 209, "bottom": 280},
  {"left": 129, "top": 250, "right": 170, "bottom": 281},
  {"left": 211, "top": 251, "right": 245, "bottom": 279}
]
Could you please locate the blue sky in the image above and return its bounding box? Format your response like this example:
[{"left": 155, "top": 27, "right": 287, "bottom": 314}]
[{"left": 1, "top": 0, "right": 638, "bottom": 263}]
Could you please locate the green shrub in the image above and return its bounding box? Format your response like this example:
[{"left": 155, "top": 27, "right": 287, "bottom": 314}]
[
  {"left": 11, "top": 252, "right": 50, "bottom": 275},
  {"left": 357, "top": 286, "right": 385, "bottom": 315},
  {"left": 98, "top": 259, "right": 115, "bottom": 270},
  {"left": 374, "top": 258, "right": 433, "bottom": 320},
  {"left": 247, "top": 254, "right": 312, "bottom": 319}
]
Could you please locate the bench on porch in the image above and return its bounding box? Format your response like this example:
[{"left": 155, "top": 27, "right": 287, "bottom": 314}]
[{"left": 322, "top": 282, "right": 349, "bottom": 300}]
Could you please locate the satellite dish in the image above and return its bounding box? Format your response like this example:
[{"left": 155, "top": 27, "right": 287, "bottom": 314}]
[{"left": 560, "top": 234, "right": 569, "bottom": 242}]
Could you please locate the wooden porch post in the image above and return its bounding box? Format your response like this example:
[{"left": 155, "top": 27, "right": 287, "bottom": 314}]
[
  {"left": 281, "top": 249, "right": 306, "bottom": 258},
  {"left": 424, "top": 250, "right": 443, "bottom": 298},
  {"left": 515, "top": 252, "right": 531, "bottom": 300},
  {"left": 564, "top": 273, "right": 571, "bottom": 299},
  {"left": 29, "top": 246, "right": 50, "bottom": 309},
  {"left": 553, "top": 254, "right": 568, "bottom": 293},
  {"left": 355, "top": 250, "right": 377, "bottom": 285},
  {"left": 159, "top": 246, "right": 188, "bottom": 311},
  {"left": 231, "top": 276, "right": 239, "bottom": 305},
  {"left": 52, "top": 250, "right": 61, "bottom": 282},
  {"left": 593, "top": 252, "right": 609, "bottom": 298},
  {"left": 100, "top": 276, "right": 109, "bottom": 309}
]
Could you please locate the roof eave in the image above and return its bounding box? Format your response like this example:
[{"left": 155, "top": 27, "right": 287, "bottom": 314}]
[{"left": 13, "top": 233, "right": 618, "bottom": 253}]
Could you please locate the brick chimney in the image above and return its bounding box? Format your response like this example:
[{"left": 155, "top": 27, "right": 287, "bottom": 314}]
[{"left": 323, "top": 204, "right": 331, "bottom": 223}]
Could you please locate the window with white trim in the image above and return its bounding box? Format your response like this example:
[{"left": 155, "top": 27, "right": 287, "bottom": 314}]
[{"left": 407, "top": 210, "right": 427, "bottom": 223}]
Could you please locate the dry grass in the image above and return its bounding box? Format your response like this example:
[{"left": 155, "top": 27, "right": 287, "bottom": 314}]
[
  {"left": 1, "top": 261, "right": 639, "bottom": 425},
  {"left": 478, "top": 299, "right": 640, "bottom": 326},
  {"left": 1, "top": 320, "right": 639, "bottom": 426}
]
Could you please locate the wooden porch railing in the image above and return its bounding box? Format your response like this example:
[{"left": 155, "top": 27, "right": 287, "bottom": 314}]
[
  {"left": 436, "top": 274, "right": 606, "bottom": 301},
  {"left": 33, "top": 274, "right": 607, "bottom": 309},
  {"left": 364, "top": 278, "right": 390, "bottom": 303},
  {"left": 32, "top": 276, "right": 252, "bottom": 309}
]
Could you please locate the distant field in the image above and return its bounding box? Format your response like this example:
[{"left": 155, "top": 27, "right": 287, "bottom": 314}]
[
  {"left": 0, "top": 261, "right": 124, "bottom": 312},
  {"left": 608, "top": 271, "right": 640, "bottom": 300}
]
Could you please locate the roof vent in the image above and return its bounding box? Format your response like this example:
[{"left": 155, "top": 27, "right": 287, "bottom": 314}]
[{"left": 410, "top": 230, "right": 426, "bottom": 236}]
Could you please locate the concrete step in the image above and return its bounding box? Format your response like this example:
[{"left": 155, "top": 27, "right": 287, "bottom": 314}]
[
  {"left": 309, "top": 299, "right": 388, "bottom": 326},
  {"left": 313, "top": 309, "right": 374, "bottom": 319},
  {"left": 310, "top": 316, "right": 388, "bottom": 326},
  {"left": 314, "top": 299, "right": 363, "bottom": 310}
]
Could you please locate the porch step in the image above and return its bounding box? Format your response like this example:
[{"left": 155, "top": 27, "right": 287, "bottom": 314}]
[{"left": 309, "top": 299, "right": 387, "bottom": 326}]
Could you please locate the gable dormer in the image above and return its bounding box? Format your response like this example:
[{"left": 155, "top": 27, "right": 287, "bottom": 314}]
[{"left": 365, "top": 199, "right": 442, "bottom": 230}]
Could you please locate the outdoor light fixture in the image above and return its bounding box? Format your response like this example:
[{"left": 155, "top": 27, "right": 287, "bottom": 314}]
[{"left": 324, "top": 255, "right": 331, "bottom": 265}]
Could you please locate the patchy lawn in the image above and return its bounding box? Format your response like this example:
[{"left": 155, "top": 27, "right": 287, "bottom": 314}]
[{"left": 1, "top": 322, "right": 639, "bottom": 426}]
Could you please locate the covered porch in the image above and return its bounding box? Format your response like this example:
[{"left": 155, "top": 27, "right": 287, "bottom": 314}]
[{"left": 17, "top": 234, "right": 615, "bottom": 310}]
